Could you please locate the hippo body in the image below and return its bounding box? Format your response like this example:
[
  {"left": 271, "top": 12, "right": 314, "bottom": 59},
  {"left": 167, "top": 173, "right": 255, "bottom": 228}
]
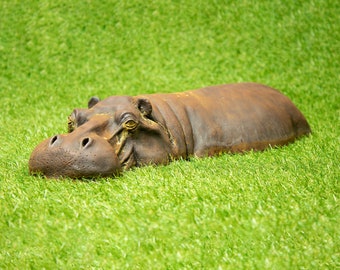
[{"left": 29, "top": 83, "right": 311, "bottom": 178}]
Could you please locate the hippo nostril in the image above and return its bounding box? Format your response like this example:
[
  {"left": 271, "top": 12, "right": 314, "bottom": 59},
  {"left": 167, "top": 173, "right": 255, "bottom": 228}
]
[
  {"left": 81, "top": 137, "right": 92, "bottom": 148},
  {"left": 50, "top": 135, "right": 58, "bottom": 146}
]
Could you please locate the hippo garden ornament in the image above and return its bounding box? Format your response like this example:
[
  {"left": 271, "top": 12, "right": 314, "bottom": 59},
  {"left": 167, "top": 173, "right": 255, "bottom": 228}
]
[{"left": 29, "top": 83, "right": 311, "bottom": 178}]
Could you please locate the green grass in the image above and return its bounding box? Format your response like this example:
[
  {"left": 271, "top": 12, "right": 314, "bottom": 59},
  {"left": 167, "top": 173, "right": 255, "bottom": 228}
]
[{"left": 0, "top": 0, "right": 339, "bottom": 268}]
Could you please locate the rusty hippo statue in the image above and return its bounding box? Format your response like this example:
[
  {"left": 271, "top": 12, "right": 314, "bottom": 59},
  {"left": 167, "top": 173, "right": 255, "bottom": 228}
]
[{"left": 29, "top": 83, "right": 311, "bottom": 178}]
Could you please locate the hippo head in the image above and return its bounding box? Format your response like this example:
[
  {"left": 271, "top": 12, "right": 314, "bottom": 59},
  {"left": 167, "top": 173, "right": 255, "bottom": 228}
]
[{"left": 29, "top": 96, "right": 172, "bottom": 178}]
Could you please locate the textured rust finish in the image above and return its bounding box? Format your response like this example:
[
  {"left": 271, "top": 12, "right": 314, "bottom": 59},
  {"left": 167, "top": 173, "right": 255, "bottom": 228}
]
[{"left": 29, "top": 83, "right": 311, "bottom": 178}]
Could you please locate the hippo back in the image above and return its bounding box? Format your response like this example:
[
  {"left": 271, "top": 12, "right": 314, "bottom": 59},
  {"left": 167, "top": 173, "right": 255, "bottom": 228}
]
[{"left": 141, "top": 83, "right": 311, "bottom": 157}]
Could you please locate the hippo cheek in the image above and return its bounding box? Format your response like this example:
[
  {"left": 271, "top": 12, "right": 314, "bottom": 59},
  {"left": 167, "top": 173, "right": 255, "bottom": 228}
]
[{"left": 29, "top": 135, "right": 121, "bottom": 178}]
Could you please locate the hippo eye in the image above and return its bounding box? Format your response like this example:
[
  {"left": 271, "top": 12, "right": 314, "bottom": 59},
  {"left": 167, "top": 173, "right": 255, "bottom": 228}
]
[
  {"left": 123, "top": 119, "right": 137, "bottom": 130},
  {"left": 68, "top": 116, "right": 75, "bottom": 133},
  {"left": 120, "top": 113, "right": 138, "bottom": 130}
]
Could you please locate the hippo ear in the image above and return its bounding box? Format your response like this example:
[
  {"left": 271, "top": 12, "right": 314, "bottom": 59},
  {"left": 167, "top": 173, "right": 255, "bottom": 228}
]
[
  {"left": 137, "top": 98, "right": 152, "bottom": 116},
  {"left": 88, "top": 96, "right": 100, "bottom": 108}
]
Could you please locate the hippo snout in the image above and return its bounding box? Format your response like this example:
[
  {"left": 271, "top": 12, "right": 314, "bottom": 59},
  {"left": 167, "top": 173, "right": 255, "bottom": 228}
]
[
  {"left": 49, "top": 134, "right": 93, "bottom": 149},
  {"left": 29, "top": 133, "right": 121, "bottom": 178}
]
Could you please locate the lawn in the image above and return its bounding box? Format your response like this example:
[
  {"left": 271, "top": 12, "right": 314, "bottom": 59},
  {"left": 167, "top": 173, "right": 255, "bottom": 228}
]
[{"left": 0, "top": 0, "right": 339, "bottom": 269}]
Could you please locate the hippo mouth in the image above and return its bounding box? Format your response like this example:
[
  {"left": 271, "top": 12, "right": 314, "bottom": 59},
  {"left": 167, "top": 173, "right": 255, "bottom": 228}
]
[
  {"left": 109, "top": 124, "right": 137, "bottom": 172},
  {"left": 117, "top": 142, "right": 136, "bottom": 171},
  {"left": 30, "top": 147, "right": 112, "bottom": 178}
]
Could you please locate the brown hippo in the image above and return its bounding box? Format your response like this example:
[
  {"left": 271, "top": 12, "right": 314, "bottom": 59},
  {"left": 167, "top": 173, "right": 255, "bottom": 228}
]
[{"left": 29, "top": 83, "right": 311, "bottom": 178}]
